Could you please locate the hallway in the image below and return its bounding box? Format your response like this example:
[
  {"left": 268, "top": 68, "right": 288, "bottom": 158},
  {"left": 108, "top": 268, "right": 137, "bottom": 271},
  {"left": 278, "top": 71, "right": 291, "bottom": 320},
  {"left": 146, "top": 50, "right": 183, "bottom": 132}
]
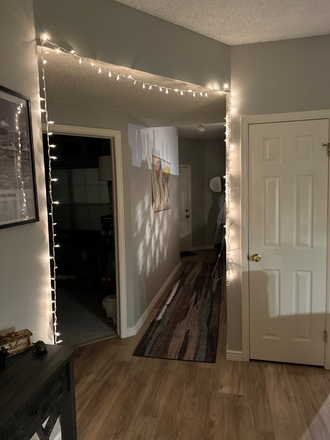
[{"left": 73, "top": 250, "right": 330, "bottom": 440}]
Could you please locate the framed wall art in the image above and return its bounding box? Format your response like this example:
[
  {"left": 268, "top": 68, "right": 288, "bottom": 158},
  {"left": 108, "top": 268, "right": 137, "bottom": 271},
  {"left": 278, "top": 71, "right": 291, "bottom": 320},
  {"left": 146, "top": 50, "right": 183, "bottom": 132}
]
[
  {"left": 152, "top": 154, "right": 171, "bottom": 213},
  {"left": 0, "top": 85, "right": 39, "bottom": 229}
]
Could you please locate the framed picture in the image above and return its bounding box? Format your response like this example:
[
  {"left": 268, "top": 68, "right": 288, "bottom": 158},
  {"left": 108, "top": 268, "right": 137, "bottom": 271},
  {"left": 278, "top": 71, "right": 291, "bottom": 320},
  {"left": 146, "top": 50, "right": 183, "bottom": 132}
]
[
  {"left": 152, "top": 154, "right": 171, "bottom": 213},
  {"left": 0, "top": 85, "right": 39, "bottom": 229}
]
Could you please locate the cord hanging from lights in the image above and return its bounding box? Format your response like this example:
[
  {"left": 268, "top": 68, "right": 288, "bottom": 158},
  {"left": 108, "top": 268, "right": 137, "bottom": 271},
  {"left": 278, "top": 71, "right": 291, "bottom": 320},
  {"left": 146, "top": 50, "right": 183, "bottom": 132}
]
[
  {"left": 40, "top": 38, "right": 62, "bottom": 345},
  {"left": 40, "top": 36, "right": 230, "bottom": 98}
]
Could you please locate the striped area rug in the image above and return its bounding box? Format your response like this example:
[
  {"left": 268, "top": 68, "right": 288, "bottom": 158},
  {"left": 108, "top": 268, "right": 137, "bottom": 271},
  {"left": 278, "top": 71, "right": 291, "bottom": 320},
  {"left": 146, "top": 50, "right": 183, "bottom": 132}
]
[{"left": 133, "top": 261, "right": 222, "bottom": 363}]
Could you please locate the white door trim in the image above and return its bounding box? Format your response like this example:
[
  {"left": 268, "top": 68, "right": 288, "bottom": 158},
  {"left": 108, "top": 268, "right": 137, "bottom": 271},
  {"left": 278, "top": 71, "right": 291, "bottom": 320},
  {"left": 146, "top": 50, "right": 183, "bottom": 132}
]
[
  {"left": 240, "top": 110, "right": 330, "bottom": 366},
  {"left": 42, "top": 123, "right": 128, "bottom": 338},
  {"left": 179, "top": 164, "right": 192, "bottom": 252}
]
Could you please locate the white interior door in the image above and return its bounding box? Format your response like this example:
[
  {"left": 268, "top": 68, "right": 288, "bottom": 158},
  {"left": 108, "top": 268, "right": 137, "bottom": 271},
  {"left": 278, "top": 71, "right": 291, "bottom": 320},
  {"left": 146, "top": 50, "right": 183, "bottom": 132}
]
[
  {"left": 179, "top": 165, "right": 191, "bottom": 252},
  {"left": 249, "top": 119, "right": 329, "bottom": 365}
]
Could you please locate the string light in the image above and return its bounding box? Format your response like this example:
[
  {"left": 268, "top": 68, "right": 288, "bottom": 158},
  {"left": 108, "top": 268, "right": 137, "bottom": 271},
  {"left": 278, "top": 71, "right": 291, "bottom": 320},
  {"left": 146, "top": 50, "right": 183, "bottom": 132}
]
[
  {"left": 40, "top": 39, "right": 62, "bottom": 345},
  {"left": 40, "top": 39, "right": 231, "bottom": 98},
  {"left": 225, "top": 90, "right": 235, "bottom": 287},
  {"left": 40, "top": 34, "right": 233, "bottom": 340}
]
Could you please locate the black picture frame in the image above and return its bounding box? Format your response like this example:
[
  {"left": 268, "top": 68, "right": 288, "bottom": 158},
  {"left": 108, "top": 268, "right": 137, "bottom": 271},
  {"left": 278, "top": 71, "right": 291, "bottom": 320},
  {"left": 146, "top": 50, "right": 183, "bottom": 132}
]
[{"left": 0, "top": 85, "right": 39, "bottom": 229}]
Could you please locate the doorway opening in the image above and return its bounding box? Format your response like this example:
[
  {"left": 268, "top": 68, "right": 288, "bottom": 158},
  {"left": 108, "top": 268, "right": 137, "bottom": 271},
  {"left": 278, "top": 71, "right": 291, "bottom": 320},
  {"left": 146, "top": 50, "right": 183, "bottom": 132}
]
[
  {"left": 178, "top": 122, "right": 226, "bottom": 263},
  {"left": 43, "top": 132, "right": 119, "bottom": 346}
]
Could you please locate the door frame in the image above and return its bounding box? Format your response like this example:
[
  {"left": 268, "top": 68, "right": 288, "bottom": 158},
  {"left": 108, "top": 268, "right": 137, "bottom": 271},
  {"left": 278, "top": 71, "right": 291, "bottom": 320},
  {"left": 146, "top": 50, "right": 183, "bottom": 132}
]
[
  {"left": 179, "top": 164, "right": 192, "bottom": 252},
  {"left": 240, "top": 110, "right": 330, "bottom": 366},
  {"left": 42, "top": 123, "right": 128, "bottom": 338}
]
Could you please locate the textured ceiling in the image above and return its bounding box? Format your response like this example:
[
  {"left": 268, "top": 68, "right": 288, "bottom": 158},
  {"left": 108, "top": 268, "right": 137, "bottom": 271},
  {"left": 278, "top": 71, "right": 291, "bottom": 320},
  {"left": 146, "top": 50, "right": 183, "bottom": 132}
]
[
  {"left": 114, "top": 0, "right": 330, "bottom": 45},
  {"left": 39, "top": 48, "right": 225, "bottom": 128},
  {"left": 178, "top": 123, "right": 225, "bottom": 140}
]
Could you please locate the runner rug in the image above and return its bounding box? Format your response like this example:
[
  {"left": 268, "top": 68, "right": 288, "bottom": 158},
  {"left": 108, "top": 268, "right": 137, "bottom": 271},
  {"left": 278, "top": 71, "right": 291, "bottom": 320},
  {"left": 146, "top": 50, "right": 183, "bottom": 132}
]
[{"left": 133, "top": 261, "right": 222, "bottom": 363}]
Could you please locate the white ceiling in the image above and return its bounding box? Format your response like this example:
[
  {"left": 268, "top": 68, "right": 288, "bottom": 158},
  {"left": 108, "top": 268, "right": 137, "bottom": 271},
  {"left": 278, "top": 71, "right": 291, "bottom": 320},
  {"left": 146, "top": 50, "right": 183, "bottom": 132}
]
[
  {"left": 114, "top": 0, "right": 330, "bottom": 45},
  {"left": 38, "top": 48, "right": 226, "bottom": 130}
]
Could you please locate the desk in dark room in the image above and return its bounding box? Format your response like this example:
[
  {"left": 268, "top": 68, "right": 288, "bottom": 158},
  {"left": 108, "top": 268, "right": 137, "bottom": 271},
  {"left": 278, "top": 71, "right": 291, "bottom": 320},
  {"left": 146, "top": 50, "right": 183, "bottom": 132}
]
[{"left": 0, "top": 344, "right": 77, "bottom": 440}]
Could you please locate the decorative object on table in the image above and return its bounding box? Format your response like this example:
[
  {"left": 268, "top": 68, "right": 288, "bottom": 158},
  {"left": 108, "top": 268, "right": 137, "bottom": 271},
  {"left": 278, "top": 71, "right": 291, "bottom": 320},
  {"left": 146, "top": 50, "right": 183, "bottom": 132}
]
[
  {"left": 152, "top": 154, "right": 171, "bottom": 213},
  {"left": 0, "top": 347, "right": 9, "bottom": 368},
  {"left": 32, "top": 340, "right": 48, "bottom": 356},
  {"left": 0, "top": 329, "right": 33, "bottom": 357},
  {"left": 0, "top": 85, "right": 39, "bottom": 229},
  {"left": 134, "top": 261, "right": 223, "bottom": 363}
]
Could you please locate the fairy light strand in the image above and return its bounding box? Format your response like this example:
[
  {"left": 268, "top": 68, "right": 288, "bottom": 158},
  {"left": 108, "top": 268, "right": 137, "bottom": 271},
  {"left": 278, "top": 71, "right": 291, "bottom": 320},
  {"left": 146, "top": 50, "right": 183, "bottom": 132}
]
[
  {"left": 40, "top": 38, "right": 62, "bottom": 345},
  {"left": 40, "top": 37, "right": 230, "bottom": 98},
  {"left": 225, "top": 92, "right": 235, "bottom": 286},
  {"left": 40, "top": 34, "right": 233, "bottom": 340}
]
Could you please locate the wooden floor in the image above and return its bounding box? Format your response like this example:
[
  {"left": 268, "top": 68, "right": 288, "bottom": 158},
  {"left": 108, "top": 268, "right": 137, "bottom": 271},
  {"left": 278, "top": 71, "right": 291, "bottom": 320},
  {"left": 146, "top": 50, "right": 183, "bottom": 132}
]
[{"left": 74, "top": 250, "right": 330, "bottom": 440}]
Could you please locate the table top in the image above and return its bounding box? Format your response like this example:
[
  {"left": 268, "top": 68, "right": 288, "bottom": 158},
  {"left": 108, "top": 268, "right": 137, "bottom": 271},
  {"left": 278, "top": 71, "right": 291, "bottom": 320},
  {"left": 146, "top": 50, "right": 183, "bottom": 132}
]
[{"left": 0, "top": 344, "right": 76, "bottom": 427}]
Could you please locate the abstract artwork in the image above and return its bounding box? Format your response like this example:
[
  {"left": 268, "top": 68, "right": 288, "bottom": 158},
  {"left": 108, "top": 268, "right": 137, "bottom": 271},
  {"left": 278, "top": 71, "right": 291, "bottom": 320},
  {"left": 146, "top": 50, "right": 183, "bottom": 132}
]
[
  {"left": 152, "top": 154, "right": 171, "bottom": 213},
  {"left": 0, "top": 85, "right": 38, "bottom": 229}
]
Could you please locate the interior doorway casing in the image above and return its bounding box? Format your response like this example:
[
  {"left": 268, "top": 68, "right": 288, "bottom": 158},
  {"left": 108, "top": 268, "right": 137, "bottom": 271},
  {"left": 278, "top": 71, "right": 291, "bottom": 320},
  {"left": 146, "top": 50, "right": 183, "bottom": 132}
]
[
  {"left": 240, "top": 110, "right": 330, "bottom": 368},
  {"left": 42, "top": 124, "right": 128, "bottom": 338},
  {"left": 179, "top": 164, "right": 192, "bottom": 252}
]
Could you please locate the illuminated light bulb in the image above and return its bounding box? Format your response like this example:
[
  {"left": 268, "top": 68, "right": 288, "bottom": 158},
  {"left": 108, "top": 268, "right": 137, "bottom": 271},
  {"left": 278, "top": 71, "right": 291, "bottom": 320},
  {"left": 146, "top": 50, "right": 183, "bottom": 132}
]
[
  {"left": 200, "top": 92, "right": 203, "bottom": 96},
  {"left": 175, "top": 89, "right": 179, "bottom": 93},
  {"left": 108, "top": 72, "right": 112, "bottom": 77},
  {"left": 149, "top": 85, "right": 152, "bottom": 90},
  {"left": 188, "top": 89, "right": 192, "bottom": 93},
  {"left": 49, "top": 256, "right": 54, "bottom": 259},
  {"left": 180, "top": 91, "right": 183, "bottom": 95},
  {"left": 43, "top": 60, "right": 47, "bottom": 64},
  {"left": 41, "top": 33, "right": 50, "bottom": 41},
  {"left": 79, "top": 58, "right": 82, "bottom": 64},
  {"left": 117, "top": 75, "right": 120, "bottom": 81},
  {"left": 166, "top": 89, "right": 169, "bottom": 94},
  {"left": 98, "top": 68, "right": 102, "bottom": 74},
  {"left": 53, "top": 223, "right": 57, "bottom": 226},
  {"left": 57, "top": 340, "right": 63, "bottom": 344},
  {"left": 193, "top": 92, "right": 196, "bottom": 97},
  {"left": 143, "top": 83, "right": 146, "bottom": 89},
  {"left": 40, "top": 98, "right": 45, "bottom": 101},
  {"left": 55, "top": 332, "right": 60, "bottom": 336},
  {"left": 224, "top": 83, "right": 229, "bottom": 89},
  {"left": 49, "top": 121, "right": 54, "bottom": 124},
  {"left": 49, "top": 132, "right": 53, "bottom": 135},
  {"left": 50, "top": 156, "right": 57, "bottom": 160},
  {"left": 56, "top": 49, "right": 60, "bottom": 54},
  {"left": 52, "top": 178, "right": 58, "bottom": 182},
  {"left": 70, "top": 50, "right": 75, "bottom": 54},
  {"left": 53, "top": 201, "right": 59, "bottom": 205},
  {"left": 159, "top": 87, "right": 162, "bottom": 92},
  {"left": 223, "top": 225, "right": 227, "bottom": 228},
  {"left": 55, "top": 244, "right": 60, "bottom": 248},
  {"left": 205, "top": 92, "right": 208, "bottom": 97},
  {"left": 134, "top": 80, "right": 137, "bottom": 85},
  {"left": 40, "top": 109, "right": 46, "bottom": 113},
  {"left": 91, "top": 63, "right": 94, "bottom": 66},
  {"left": 128, "top": 75, "right": 132, "bottom": 79},
  {"left": 50, "top": 144, "right": 56, "bottom": 148}
]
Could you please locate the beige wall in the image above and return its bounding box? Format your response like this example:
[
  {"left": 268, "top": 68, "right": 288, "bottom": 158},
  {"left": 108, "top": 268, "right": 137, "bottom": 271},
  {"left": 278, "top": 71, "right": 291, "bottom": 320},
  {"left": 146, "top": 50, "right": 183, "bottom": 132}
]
[
  {"left": 228, "top": 35, "right": 330, "bottom": 351},
  {"left": 0, "top": 0, "right": 52, "bottom": 343},
  {"left": 47, "top": 102, "right": 180, "bottom": 329}
]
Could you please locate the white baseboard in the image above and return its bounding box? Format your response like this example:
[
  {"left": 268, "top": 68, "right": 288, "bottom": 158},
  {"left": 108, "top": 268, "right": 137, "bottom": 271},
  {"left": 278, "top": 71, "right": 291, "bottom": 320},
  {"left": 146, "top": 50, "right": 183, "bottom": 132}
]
[
  {"left": 226, "top": 350, "right": 243, "bottom": 361},
  {"left": 126, "top": 261, "right": 182, "bottom": 337},
  {"left": 191, "top": 245, "right": 214, "bottom": 251}
]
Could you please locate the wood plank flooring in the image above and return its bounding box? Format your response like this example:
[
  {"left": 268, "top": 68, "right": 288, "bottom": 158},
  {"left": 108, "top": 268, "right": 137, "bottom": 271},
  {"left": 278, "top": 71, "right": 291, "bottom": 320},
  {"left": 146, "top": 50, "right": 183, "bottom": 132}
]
[{"left": 74, "top": 250, "right": 330, "bottom": 440}]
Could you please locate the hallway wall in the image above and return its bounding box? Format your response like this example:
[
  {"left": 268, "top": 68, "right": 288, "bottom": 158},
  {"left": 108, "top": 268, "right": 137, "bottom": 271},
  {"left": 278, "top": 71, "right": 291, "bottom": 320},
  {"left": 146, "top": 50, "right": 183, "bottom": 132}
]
[
  {"left": 0, "top": 0, "right": 52, "bottom": 343},
  {"left": 179, "top": 138, "right": 225, "bottom": 249},
  {"left": 33, "top": 0, "right": 230, "bottom": 90},
  {"left": 229, "top": 34, "right": 330, "bottom": 352}
]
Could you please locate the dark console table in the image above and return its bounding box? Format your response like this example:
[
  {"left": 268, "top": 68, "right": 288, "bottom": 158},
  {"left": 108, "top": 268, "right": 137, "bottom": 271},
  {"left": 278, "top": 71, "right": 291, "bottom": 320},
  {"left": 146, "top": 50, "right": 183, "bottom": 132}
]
[{"left": 0, "top": 344, "right": 77, "bottom": 440}]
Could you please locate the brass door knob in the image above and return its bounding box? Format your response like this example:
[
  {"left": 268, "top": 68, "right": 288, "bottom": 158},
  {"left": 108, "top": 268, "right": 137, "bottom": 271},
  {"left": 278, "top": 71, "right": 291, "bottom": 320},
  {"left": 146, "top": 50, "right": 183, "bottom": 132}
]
[{"left": 251, "top": 253, "right": 261, "bottom": 262}]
